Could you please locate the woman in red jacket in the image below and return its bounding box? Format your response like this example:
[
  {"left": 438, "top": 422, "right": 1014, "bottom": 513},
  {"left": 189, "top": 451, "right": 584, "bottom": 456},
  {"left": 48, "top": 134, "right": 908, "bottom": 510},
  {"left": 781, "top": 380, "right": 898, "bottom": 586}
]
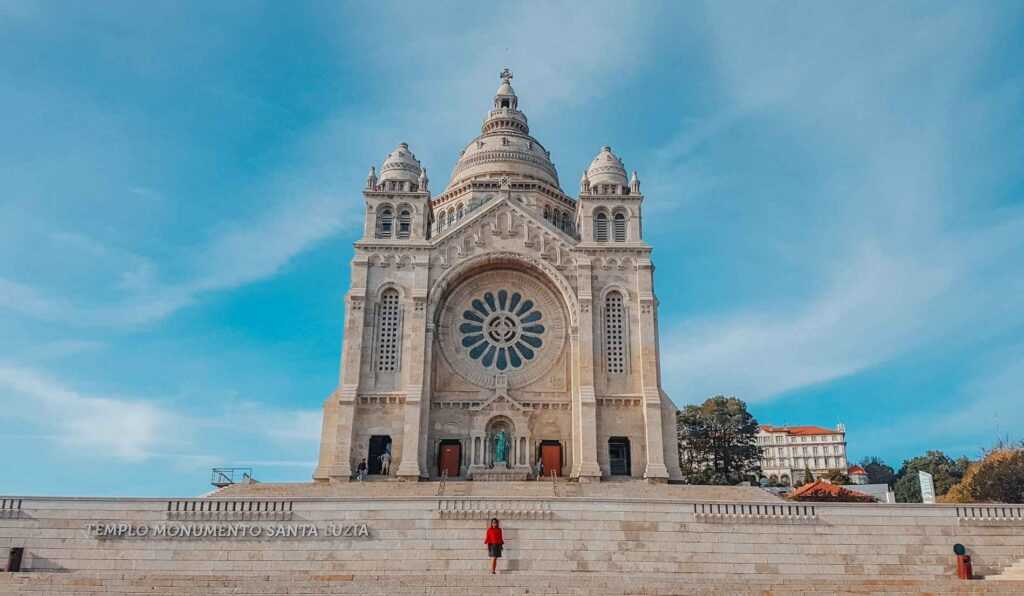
[{"left": 484, "top": 517, "right": 504, "bottom": 574}]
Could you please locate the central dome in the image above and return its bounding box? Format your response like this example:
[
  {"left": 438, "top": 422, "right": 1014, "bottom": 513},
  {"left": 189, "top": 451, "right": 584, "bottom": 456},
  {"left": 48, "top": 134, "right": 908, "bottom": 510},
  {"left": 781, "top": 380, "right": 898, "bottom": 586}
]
[{"left": 445, "top": 69, "right": 560, "bottom": 192}]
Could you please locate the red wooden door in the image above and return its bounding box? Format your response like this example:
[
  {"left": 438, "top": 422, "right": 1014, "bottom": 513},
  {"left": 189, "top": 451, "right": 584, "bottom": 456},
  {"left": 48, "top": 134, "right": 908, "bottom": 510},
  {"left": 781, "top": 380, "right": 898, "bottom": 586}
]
[
  {"left": 541, "top": 444, "right": 561, "bottom": 477},
  {"left": 439, "top": 443, "right": 461, "bottom": 478}
]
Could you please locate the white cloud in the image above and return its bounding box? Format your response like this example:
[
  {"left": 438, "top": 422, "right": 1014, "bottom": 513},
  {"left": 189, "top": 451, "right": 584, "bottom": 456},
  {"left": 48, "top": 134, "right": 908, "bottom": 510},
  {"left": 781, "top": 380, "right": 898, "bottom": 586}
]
[
  {"left": 207, "top": 401, "right": 322, "bottom": 445},
  {"left": 0, "top": 365, "right": 180, "bottom": 460},
  {"left": 0, "top": 365, "right": 323, "bottom": 467},
  {"left": 663, "top": 245, "right": 956, "bottom": 402},
  {"left": 659, "top": 3, "right": 1024, "bottom": 407},
  {"left": 0, "top": 193, "right": 357, "bottom": 327},
  {"left": 852, "top": 345, "right": 1024, "bottom": 459},
  {"left": 0, "top": 278, "right": 70, "bottom": 321}
]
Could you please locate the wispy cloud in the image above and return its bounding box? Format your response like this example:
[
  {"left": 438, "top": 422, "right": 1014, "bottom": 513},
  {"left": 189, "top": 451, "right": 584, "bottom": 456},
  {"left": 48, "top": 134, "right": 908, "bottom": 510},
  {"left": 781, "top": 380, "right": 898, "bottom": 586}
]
[
  {"left": 0, "top": 193, "right": 356, "bottom": 327},
  {"left": 0, "top": 364, "right": 322, "bottom": 466},
  {"left": 659, "top": 3, "right": 1024, "bottom": 406},
  {"left": 855, "top": 344, "right": 1024, "bottom": 457},
  {"left": 0, "top": 365, "right": 181, "bottom": 460}
]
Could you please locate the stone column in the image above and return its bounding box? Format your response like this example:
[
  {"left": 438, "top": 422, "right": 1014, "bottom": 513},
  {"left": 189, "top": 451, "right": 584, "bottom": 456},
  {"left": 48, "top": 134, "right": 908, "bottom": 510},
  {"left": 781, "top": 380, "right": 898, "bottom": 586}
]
[
  {"left": 635, "top": 257, "right": 668, "bottom": 481},
  {"left": 572, "top": 257, "right": 602, "bottom": 481},
  {"left": 395, "top": 257, "right": 430, "bottom": 480},
  {"left": 313, "top": 257, "right": 370, "bottom": 482}
]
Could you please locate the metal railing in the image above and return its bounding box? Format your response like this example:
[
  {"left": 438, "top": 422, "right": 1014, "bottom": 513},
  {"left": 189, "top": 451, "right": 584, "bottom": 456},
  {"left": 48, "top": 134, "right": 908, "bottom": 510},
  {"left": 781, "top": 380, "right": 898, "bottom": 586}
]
[{"left": 210, "top": 468, "right": 254, "bottom": 488}]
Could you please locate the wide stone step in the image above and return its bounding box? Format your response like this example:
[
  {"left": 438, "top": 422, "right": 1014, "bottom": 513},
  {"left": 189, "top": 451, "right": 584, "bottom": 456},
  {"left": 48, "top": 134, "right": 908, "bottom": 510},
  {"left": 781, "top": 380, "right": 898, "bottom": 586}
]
[
  {"left": 2, "top": 572, "right": 1024, "bottom": 595},
  {"left": 988, "top": 558, "right": 1024, "bottom": 580}
]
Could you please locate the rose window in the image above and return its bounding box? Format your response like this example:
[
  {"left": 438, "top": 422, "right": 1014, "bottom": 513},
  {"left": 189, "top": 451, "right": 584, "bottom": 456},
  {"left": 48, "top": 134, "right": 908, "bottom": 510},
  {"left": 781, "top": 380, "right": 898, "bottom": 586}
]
[{"left": 459, "top": 289, "right": 544, "bottom": 370}]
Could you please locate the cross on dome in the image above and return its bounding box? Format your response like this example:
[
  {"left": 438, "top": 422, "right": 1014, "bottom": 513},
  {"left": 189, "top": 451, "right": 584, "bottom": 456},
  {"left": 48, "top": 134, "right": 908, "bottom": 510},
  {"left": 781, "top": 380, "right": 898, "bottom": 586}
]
[{"left": 500, "top": 68, "right": 513, "bottom": 84}]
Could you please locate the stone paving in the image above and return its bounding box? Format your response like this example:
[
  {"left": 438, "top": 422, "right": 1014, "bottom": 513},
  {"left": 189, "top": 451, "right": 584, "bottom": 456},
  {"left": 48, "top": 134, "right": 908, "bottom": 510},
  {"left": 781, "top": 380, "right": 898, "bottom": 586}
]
[
  {"left": 214, "top": 479, "right": 782, "bottom": 502},
  {"left": 2, "top": 571, "right": 1023, "bottom": 595}
]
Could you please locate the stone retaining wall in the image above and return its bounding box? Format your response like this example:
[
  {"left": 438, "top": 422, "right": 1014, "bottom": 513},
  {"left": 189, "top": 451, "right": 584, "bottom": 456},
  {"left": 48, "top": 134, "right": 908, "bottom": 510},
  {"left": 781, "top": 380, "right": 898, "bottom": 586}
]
[{"left": 1, "top": 495, "right": 1022, "bottom": 579}]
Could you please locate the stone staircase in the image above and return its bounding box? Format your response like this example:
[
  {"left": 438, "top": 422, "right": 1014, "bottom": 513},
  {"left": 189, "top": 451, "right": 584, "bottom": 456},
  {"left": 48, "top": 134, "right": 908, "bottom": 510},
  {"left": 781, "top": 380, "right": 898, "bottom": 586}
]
[
  {"left": 988, "top": 557, "right": 1024, "bottom": 580},
  {"left": 2, "top": 572, "right": 1024, "bottom": 595},
  {"left": 4, "top": 493, "right": 1024, "bottom": 588}
]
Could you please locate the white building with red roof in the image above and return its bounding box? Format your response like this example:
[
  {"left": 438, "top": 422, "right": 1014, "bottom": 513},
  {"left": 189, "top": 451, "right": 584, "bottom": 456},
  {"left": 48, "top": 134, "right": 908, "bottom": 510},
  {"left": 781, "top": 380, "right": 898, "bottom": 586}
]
[
  {"left": 847, "top": 464, "right": 869, "bottom": 485},
  {"left": 756, "top": 423, "right": 848, "bottom": 486}
]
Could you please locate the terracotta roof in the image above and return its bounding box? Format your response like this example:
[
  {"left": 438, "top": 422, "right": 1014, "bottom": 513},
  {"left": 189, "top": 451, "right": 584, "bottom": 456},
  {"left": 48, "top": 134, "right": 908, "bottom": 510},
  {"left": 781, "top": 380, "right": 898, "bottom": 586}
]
[
  {"left": 759, "top": 425, "right": 839, "bottom": 436},
  {"left": 788, "top": 479, "right": 876, "bottom": 502},
  {"left": 848, "top": 465, "right": 867, "bottom": 475}
]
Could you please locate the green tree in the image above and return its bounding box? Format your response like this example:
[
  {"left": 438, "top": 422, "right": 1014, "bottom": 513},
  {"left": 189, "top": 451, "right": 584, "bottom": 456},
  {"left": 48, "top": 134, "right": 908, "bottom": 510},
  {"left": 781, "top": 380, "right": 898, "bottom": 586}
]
[
  {"left": 676, "top": 396, "right": 761, "bottom": 485},
  {"left": 860, "top": 456, "right": 896, "bottom": 486},
  {"left": 802, "top": 466, "right": 815, "bottom": 486},
  {"left": 893, "top": 451, "right": 967, "bottom": 503},
  {"left": 943, "top": 445, "right": 1024, "bottom": 504}
]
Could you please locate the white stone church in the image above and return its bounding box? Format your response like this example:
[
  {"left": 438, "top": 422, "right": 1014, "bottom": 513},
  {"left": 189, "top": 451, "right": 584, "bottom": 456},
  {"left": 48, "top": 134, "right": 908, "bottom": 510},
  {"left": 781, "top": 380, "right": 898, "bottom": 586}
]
[{"left": 313, "top": 70, "right": 682, "bottom": 483}]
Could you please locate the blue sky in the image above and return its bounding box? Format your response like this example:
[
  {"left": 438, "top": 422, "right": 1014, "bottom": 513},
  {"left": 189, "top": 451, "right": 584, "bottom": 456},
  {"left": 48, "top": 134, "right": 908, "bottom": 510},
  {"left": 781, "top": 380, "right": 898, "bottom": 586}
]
[{"left": 2, "top": 1, "right": 1022, "bottom": 496}]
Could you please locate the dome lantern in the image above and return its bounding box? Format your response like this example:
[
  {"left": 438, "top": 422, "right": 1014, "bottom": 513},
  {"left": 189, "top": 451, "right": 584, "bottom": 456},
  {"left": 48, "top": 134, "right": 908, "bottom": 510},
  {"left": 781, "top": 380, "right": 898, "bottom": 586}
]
[
  {"left": 493, "top": 67, "right": 518, "bottom": 111},
  {"left": 585, "top": 145, "right": 628, "bottom": 190},
  {"left": 378, "top": 142, "right": 423, "bottom": 189},
  {"left": 444, "top": 70, "right": 561, "bottom": 192}
]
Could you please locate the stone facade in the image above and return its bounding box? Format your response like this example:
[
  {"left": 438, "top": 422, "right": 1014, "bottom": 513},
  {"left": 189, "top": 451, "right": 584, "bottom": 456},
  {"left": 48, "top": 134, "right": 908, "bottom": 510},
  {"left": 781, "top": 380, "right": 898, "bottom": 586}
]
[
  {"left": 313, "top": 70, "right": 682, "bottom": 483},
  {"left": 757, "top": 424, "right": 849, "bottom": 486}
]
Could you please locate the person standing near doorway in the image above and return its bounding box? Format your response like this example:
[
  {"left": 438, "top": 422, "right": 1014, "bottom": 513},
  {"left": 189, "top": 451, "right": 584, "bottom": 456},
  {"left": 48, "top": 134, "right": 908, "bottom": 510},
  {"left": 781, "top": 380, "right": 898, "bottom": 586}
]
[
  {"left": 484, "top": 518, "right": 504, "bottom": 574},
  {"left": 357, "top": 458, "right": 367, "bottom": 481},
  {"left": 379, "top": 450, "right": 391, "bottom": 476}
]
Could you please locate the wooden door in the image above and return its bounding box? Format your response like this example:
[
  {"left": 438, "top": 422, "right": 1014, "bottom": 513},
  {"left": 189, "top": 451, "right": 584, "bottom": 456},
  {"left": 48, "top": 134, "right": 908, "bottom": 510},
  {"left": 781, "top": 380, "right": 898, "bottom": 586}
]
[
  {"left": 439, "top": 443, "right": 461, "bottom": 478},
  {"left": 541, "top": 443, "right": 561, "bottom": 477}
]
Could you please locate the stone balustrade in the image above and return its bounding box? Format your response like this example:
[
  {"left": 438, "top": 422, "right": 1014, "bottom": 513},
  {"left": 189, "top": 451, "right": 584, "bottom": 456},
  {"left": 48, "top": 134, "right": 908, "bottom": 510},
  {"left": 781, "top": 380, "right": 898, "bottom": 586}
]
[
  {"left": 0, "top": 498, "right": 22, "bottom": 520},
  {"left": 437, "top": 498, "right": 553, "bottom": 520},
  {"left": 692, "top": 501, "right": 817, "bottom": 523},
  {"left": 956, "top": 505, "right": 1024, "bottom": 525},
  {"left": 166, "top": 499, "right": 295, "bottom": 521}
]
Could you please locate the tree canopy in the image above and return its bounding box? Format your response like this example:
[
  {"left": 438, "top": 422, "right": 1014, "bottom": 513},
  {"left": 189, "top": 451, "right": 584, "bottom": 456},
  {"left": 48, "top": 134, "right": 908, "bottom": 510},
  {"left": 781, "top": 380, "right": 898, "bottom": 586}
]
[
  {"left": 942, "top": 447, "right": 1024, "bottom": 504},
  {"left": 860, "top": 456, "right": 896, "bottom": 486},
  {"left": 893, "top": 450, "right": 967, "bottom": 503},
  {"left": 676, "top": 395, "right": 761, "bottom": 485}
]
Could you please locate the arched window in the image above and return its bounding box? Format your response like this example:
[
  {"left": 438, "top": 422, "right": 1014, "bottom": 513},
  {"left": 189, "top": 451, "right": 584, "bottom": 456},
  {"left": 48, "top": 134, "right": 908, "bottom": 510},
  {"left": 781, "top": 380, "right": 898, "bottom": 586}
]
[
  {"left": 543, "top": 206, "right": 550, "bottom": 221},
  {"left": 375, "top": 289, "right": 402, "bottom": 372},
  {"left": 594, "top": 212, "right": 608, "bottom": 242},
  {"left": 613, "top": 213, "right": 626, "bottom": 242},
  {"left": 604, "top": 291, "right": 626, "bottom": 374},
  {"left": 447, "top": 209, "right": 454, "bottom": 227},
  {"left": 457, "top": 204, "right": 464, "bottom": 220},
  {"left": 376, "top": 207, "right": 394, "bottom": 239},
  {"left": 397, "top": 210, "right": 411, "bottom": 239}
]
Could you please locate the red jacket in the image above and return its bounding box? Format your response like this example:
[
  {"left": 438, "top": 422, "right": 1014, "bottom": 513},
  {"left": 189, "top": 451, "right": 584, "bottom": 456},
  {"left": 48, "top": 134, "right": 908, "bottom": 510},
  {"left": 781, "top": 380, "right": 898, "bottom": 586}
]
[{"left": 484, "top": 527, "right": 504, "bottom": 545}]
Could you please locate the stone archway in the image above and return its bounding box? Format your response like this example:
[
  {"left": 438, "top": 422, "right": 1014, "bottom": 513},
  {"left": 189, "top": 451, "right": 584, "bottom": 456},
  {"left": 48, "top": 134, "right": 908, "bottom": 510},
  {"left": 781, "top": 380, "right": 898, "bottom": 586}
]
[
  {"left": 466, "top": 403, "right": 533, "bottom": 480},
  {"left": 427, "top": 251, "right": 579, "bottom": 330}
]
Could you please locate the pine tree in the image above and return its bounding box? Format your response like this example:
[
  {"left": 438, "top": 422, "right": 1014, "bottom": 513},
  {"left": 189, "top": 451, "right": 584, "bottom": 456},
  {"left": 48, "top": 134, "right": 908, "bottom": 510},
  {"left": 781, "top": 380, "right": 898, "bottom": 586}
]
[{"left": 676, "top": 396, "right": 762, "bottom": 485}]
